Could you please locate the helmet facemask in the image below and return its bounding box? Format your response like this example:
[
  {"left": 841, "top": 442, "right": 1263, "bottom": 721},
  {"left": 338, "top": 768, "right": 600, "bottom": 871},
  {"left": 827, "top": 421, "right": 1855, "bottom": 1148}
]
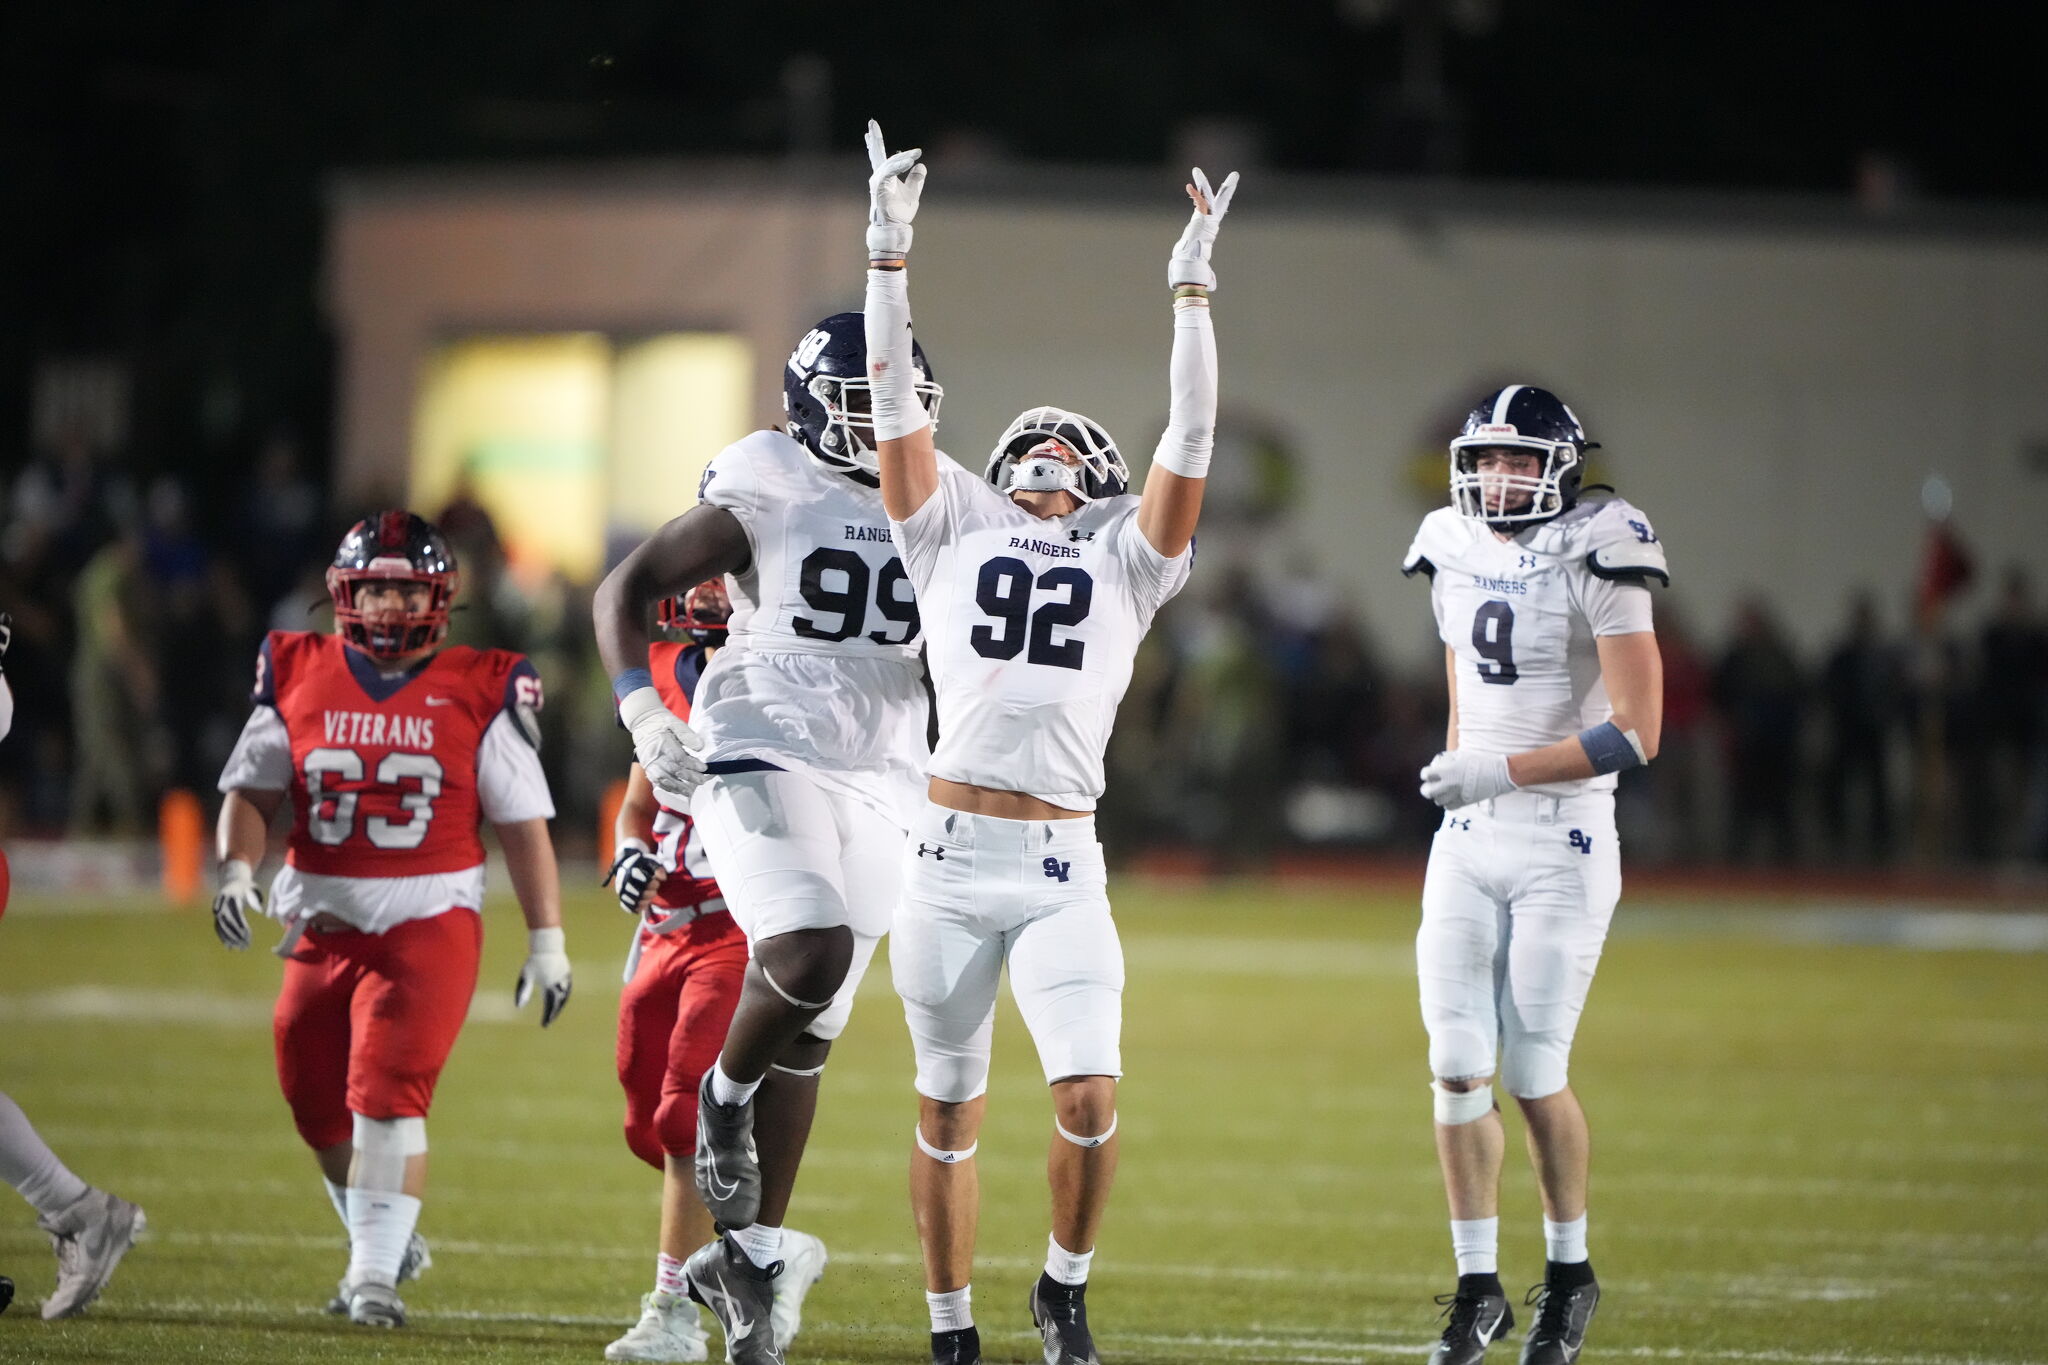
[
  {"left": 658, "top": 578, "right": 733, "bottom": 647},
  {"left": 1449, "top": 434, "right": 1582, "bottom": 531},
  {"left": 327, "top": 561, "right": 459, "bottom": 661},
  {"left": 986, "top": 407, "right": 1129, "bottom": 507},
  {"left": 795, "top": 371, "right": 943, "bottom": 477}
]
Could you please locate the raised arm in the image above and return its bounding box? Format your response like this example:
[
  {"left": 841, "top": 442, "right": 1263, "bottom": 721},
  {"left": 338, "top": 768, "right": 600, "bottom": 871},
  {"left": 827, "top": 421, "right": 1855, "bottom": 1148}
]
[
  {"left": 1137, "top": 168, "right": 1238, "bottom": 559},
  {"left": 861, "top": 120, "right": 939, "bottom": 521}
]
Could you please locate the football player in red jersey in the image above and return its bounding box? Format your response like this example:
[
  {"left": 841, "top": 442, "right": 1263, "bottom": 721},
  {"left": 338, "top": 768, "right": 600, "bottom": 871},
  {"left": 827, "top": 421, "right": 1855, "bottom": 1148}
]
[
  {"left": 603, "top": 581, "right": 826, "bottom": 1362},
  {"left": 210, "top": 511, "right": 570, "bottom": 1329}
]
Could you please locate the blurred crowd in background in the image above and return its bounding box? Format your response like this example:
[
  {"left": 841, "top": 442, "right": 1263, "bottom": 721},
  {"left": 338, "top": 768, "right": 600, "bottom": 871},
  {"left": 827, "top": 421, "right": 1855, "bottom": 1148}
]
[{"left": 3, "top": 440, "right": 2044, "bottom": 871}]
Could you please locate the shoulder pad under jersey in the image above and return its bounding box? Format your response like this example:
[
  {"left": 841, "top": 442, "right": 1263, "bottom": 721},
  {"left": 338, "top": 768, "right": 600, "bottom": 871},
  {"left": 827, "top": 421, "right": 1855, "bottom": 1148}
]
[
  {"left": 1402, "top": 507, "right": 1466, "bottom": 579},
  {"left": 1580, "top": 496, "right": 1670, "bottom": 586}
]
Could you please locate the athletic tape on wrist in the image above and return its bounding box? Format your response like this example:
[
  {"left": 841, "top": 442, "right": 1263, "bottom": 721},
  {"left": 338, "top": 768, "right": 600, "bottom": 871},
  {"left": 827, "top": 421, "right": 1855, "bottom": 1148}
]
[
  {"left": 1432, "top": 1080, "right": 1496, "bottom": 1126},
  {"left": 1577, "top": 719, "right": 1648, "bottom": 774},
  {"left": 915, "top": 1127, "right": 978, "bottom": 1164},
  {"left": 1054, "top": 1113, "right": 1117, "bottom": 1148}
]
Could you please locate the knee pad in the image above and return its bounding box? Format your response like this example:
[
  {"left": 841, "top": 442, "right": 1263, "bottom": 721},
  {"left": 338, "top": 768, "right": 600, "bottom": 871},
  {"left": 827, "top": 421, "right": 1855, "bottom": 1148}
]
[
  {"left": 653, "top": 1090, "right": 698, "bottom": 1159},
  {"left": 1055, "top": 1113, "right": 1117, "bottom": 1148},
  {"left": 1499, "top": 1036, "right": 1571, "bottom": 1100},
  {"left": 915, "top": 1127, "right": 979, "bottom": 1164},
  {"left": 351, "top": 1114, "right": 427, "bottom": 1191},
  {"left": 1426, "top": 1025, "right": 1496, "bottom": 1088},
  {"left": 1431, "top": 1079, "right": 1496, "bottom": 1126},
  {"left": 754, "top": 927, "right": 854, "bottom": 1010},
  {"left": 770, "top": 1034, "right": 831, "bottom": 1079}
]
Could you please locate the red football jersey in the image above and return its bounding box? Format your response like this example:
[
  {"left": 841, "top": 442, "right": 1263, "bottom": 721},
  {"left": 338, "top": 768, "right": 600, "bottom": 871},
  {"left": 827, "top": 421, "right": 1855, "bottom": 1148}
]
[
  {"left": 255, "top": 632, "right": 543, "bottom": 879},
  {"left": 646, "top": 640, "right": 722, "bottom": 910}
]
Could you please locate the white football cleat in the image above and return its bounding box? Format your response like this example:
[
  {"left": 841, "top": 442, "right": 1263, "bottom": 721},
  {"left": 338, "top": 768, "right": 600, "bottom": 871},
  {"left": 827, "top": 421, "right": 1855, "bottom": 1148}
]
[
  {"left": 605, "top": 1291, "right": 710, "bottom": 1362},
  {"left": 326, "top": 1229, "right": 431, "bottom": 1313},
  {"left": 347, "top": 1279, "right": 406, "bottom": 1328},
  {"left": 37, "top": 1188, "right": 145, "bottom": 1319},
  {"left": 770, "top": 1230, "right": 828, "bottom": 1351}
]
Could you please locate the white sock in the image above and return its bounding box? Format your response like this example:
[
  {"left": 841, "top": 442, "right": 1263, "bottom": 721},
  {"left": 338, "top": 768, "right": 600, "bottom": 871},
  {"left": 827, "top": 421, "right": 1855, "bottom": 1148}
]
[
  {"left": 0, "top": 1091, "right": 91, "bottom": 1218},
  {"left": 1044, "top": 1234, "right": 1094, "bottom": 1286},
  {"left": 345, "top": 1189, "right": 423, "bottom": 1289},
  {"left": 927, "top": 1284, "right": 973, "bottom": 1332},
  {"left": 324, "top": 1177, "right": 351, "bottom": 1232},
  {"left": 730, "top": 1222, "right": 783, "bottom": 1268},
  {"left": 1545, "top": 1213, "right": 1589, "bottom": 1264},
  {"left": 710, "top": 1062, "right": 760, "bottom": 1109},
  {"left": 655, "top": 1251, "right": 689, "bottom": 1302},
  {"left": 1451, "top": 1217, "right": 1499, "bottom": 1276}
]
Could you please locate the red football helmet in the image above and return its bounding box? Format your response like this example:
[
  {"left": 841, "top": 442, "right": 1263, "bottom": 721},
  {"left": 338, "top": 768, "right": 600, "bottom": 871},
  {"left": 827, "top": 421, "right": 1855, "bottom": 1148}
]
[
  {"left": 326, "top": 510, "right": 460, "bottom": 661},
  {"left": 657, "top": 579, "right": 732, "bottom": 646}
]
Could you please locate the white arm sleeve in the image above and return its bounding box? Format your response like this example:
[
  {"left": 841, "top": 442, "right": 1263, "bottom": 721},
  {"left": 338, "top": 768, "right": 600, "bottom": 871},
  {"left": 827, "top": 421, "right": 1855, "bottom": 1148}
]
[
  {"left": 863, "top": 268, "right": 929, "bottom": 443},
  {"left": 1149, "top": 300, "right": 1217, "bottom": 479},
  {"left": 478, "top": 709, "right": 556, "bottom": 824},
  {"left": 218, "top": 707, "right": 293, "bottom": 792}
]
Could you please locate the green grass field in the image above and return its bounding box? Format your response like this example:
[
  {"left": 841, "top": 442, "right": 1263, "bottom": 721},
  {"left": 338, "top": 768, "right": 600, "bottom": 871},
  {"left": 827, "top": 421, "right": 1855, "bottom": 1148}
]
[{"left": 2, "top": 882, "right": 2044, "bottom": 1364}]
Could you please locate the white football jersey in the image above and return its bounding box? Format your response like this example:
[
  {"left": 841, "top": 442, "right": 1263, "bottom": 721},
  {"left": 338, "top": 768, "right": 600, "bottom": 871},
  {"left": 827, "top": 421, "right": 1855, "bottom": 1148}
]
[
  {"left": 893, "top": 472, "right": 1193, "bottom": 811},
  {"left": 693, "top": 428, "right": 959, "bottom": 827},
  {"left": 1404, "top": 492, "right": 1669, "bottom": 798}
]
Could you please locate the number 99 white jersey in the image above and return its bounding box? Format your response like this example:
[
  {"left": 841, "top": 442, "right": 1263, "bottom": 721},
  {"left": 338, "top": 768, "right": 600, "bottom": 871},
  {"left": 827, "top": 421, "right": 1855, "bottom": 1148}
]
[
  {"left": 691, "top": 428, "right": 959, "bottom": 828},
  {"left": 1403, "top": 493, "right": 1670, "bottom": 798},
  {"left": 891, "top": 471, "right": 1193, "bottom": 811}
]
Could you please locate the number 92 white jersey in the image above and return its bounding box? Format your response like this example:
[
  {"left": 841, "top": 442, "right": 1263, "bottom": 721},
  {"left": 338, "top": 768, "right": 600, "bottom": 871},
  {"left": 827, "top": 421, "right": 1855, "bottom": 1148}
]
[
  {"left": 892, "top": 471, "right": 1193, "bottom": 811},
  {"left": 693, "top": 428, "right": 958, "bottom": 828},
  {"left": 1403, "top": 492, "right": 1670, "bottom": 798}
]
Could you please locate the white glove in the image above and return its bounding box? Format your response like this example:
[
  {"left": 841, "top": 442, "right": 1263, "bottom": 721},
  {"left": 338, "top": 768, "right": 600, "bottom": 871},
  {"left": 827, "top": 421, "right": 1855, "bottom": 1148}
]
[
  {"left": 604, "top": 838, "right": 663, "bottom": 917},
  {"left": 1419, "top": 750, "right": 1517, "bottom": 810},
  {"left": 212, "top": 858, "right": 269, "bottom": 951},
  {"left": 1167, "top": 167, "right": 1239, "bottom": 291},
  {"left": 514, "top": 926, "right": 573, "bottom": 1027},
  {"left": 618, "top": 686, "right": 708, "bottom": 807},
  {"left": 864, "top": 119, "right": 926, "bottom": 258}
]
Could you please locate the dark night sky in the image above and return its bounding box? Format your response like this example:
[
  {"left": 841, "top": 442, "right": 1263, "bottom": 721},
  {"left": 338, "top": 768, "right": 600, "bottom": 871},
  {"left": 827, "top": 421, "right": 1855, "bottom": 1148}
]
[{"left": 1, "top": 0, "right": 2040, "bottom": 476}]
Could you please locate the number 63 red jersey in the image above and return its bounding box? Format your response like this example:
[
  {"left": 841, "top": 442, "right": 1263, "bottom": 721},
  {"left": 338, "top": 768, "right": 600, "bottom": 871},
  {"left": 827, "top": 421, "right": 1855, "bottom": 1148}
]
[{"left": 220, "top": 632, "right": 553, "bottom": 885}]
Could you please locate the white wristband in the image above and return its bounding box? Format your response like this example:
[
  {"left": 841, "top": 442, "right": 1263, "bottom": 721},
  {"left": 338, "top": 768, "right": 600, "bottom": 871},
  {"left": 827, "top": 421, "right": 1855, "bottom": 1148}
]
[
  {"left": 528, "top": 926, "right": 565, "bottom": 954},
  {"left": 617, "top": 837, "right": 652, "bottom": 857}
]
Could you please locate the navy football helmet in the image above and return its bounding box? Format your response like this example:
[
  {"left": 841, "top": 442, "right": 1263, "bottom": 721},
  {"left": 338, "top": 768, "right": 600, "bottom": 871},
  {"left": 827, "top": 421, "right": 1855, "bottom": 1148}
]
[
  {"left": 985, "top": 406, "right": 1130, "bottom": 505},
  {"left": 326, "top": 510, "right": 459, "bottom": 660},
  {"left": 1448, "top": 384, "right": 1599, "bottom": 532},
  {"left": 782, "top": 312, "right": 942, "bottom": 480}
]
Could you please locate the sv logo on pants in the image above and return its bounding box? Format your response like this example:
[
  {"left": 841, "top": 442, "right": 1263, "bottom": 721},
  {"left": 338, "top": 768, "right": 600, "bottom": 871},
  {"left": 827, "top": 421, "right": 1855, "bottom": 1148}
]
[
  {"left": 1568, "top": 829, "right": 1593, "bottom": 854},
  {"left": 1042, "top": 855, "right": 1071, "bottom": 882}
]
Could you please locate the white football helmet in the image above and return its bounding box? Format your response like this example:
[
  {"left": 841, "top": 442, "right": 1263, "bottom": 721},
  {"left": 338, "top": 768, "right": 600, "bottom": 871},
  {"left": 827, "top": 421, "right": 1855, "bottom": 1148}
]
[{"left": 985, "top": 406, "right": 1130, "bottom": 505}]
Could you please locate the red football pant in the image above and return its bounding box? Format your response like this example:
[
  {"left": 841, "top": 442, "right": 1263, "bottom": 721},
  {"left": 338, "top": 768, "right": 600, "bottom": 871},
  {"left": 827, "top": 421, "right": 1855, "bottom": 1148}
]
[
  {"left": 273, "top": 909, "right": 483, "bottom": 1150},
  {"left": 616, "top": 913, "right": 748, "bottom": 1170}
]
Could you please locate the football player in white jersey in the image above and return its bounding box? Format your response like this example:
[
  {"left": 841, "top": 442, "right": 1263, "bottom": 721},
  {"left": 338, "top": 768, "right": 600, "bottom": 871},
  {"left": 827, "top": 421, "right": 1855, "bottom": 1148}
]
[
  {"left": 593, "top": 312, "right": 945, "bottom": 1365},
  {"left": 860, "top": 121, "right": 1234, "bottom": 1365},
  {"left": 1402, "top": 385, "right": 1668, "bottom": 1365}
]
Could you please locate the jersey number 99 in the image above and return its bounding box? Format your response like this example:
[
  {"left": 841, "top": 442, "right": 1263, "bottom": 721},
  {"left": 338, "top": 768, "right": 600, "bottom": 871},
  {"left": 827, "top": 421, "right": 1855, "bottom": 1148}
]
[{"left": 792, "top": 547, "right": 920, "bottom": 645}]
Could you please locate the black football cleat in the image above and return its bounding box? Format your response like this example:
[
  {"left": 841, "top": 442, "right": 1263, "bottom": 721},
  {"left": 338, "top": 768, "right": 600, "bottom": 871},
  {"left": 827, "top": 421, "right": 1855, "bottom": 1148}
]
[
  {"left": 693, "top": 1072, "right": 762, "bottom": 1229},
  {"left": 1519, "top": 1267, "right": 1599, "bottom": 1365},
  {"left": 2, "top": 1272, "right": 15, "bottom": 1314},
  {"left": 1429, "top": 1275, "right": 1515, "bottom": 1365},
  {"left": 1028, "top": 1273, "right": 1100, "bottom": 1365},
  {"left": 931, "top": 1324, "right": 982, "bottom": 1364},
  {"left": 684, "top": 1231, "right": 783, "bottom": 1364}
]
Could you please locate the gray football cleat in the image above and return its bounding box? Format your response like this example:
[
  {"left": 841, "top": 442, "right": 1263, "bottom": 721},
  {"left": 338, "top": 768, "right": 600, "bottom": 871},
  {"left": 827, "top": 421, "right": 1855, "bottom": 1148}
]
[
  {"left": 347, "top": 1279, "right": 407, "bottom": 1328},
  {"left": 605, "top": 1290, "right": 710, "bottom": 1362},
  {"left": 37, "top": 1188, "right": 145, "bottom": 1320},
  {"left": 692, "top": 1072, "right": 761, "bottom": 1229},
  {"left": 325, "top": 1229, "right": 432, "bottom": 1314},
  {"left": 1028, "top": 1272, "right": 1100, "bottom": 1365},
  {"left": 1429, "top": 1281, "right": 1515, "bottom": 1364},
  {"left": 1519, "top": 1274, "right": 1598, "bottom": 1364},
  {"left": 683, "top": 1233, "right": 783, "bottom": 1365}
]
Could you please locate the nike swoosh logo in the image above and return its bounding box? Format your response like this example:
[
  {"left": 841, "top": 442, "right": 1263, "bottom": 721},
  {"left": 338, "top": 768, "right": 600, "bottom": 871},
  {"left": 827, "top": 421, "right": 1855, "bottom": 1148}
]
[
  {"left": 699, "top": 1281, "right": 754, "bottom": 1342},
  {"left": 1478, "top": 1308, "right": 1505, "bottom": 1344},
  {"left": 424, "top": 695, "right": 455, "bottom": 706}
]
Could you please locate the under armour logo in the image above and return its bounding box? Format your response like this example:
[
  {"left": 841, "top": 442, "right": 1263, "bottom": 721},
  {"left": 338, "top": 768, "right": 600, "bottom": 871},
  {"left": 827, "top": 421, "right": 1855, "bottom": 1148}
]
[
  {"left": 917, "top": 843, "right": 946, "bottom": 860},
  {"left": 1518, "top": 554, "right": 1538, "bottom": 568},
  {"left": 1042, "top": 855, "right": 1071, "bottom": 882},
  {"left": 1568, "top": 829, "right": 1593, "bottom": 854},
  {"left": 1446, "top": 817, "right": 1471, "bottom": 832},
  {"left": 1069, "top": 529, "right": 1096, "bottom": 542},
  {"left": 697, "top": 465, "right": 717, "bottom": 500}
]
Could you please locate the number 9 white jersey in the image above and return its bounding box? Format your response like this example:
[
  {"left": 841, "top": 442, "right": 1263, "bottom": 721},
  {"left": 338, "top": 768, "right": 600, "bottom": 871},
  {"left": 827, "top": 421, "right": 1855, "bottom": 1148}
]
[
  {"left": 1403, "top": 492, "right": 1670, "bottom": 798},
  {"left": 891, "top": 472, "right": 1193, "bottom": 811},
  {"left": 691, "top": 428, "right": 954, "bottom": 828}
]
